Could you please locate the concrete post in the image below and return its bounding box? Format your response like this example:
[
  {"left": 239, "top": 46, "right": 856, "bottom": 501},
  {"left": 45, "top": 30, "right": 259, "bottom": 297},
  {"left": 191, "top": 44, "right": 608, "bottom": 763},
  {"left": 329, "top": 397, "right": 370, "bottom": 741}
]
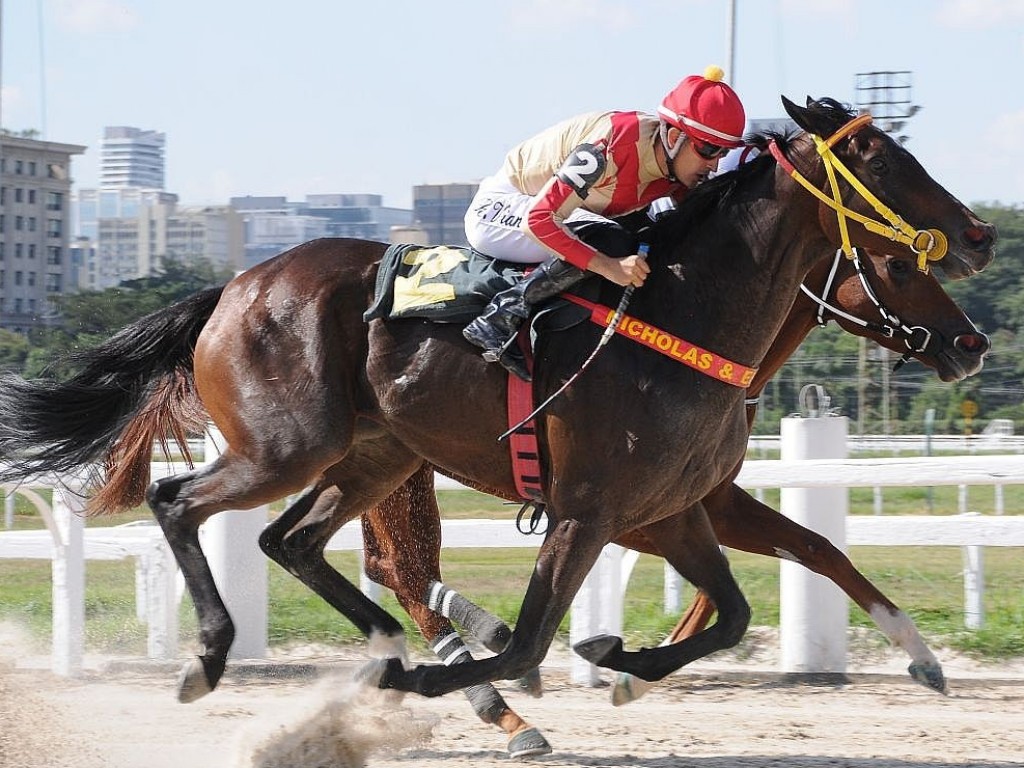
[
  {"left": 201, "top": 428, "right": 268, "bottom": 659},
  {"left": 51, "top": 486, "right": 85, "bottom": 676},
  {"left": 145, "top": 536, "right": 180, "bottom": 659},
  {"left": 570, "top": 544, "right": 624, "bottom": 685},
  {"left": 962, "top": 525, "right": 985, "bottom": 630},
  {"left": 663, "top": 562, "right": 683, "bottom": 614},
  {"left": 779, "top": 415, "right": 849, "bottom": 673}
]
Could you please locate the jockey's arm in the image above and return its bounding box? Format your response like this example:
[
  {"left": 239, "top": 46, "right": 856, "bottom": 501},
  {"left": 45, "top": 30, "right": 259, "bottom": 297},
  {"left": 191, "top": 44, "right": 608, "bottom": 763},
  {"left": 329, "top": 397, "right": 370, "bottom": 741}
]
[{"left": 522, "top": 144, "right": 648, "bottom": 288}]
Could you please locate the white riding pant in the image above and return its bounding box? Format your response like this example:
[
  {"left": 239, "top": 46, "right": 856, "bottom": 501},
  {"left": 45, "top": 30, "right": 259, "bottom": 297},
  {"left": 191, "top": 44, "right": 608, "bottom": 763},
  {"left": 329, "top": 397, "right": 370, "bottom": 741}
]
[{"left": 464, "top": 173, "right": 608, "bottom": 264}]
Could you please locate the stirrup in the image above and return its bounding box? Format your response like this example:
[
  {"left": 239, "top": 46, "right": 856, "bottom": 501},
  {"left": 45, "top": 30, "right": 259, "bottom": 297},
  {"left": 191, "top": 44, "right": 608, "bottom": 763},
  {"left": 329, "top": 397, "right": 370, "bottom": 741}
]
[
  {"left": 481, "top": 333, "right": 519, "bottom": 364},
  {"left": 496, "top": 350, "right": 532, "bottom": 382},
  {"left": 489, "top": 342, "right": 531, "bottom": 382}
]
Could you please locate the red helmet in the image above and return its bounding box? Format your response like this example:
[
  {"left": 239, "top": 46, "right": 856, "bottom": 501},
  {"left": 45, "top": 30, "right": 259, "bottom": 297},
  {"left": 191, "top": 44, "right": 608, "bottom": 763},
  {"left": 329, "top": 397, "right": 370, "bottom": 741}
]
[{"left": 658, "top": 65, "right": 745, "bottom": 155}]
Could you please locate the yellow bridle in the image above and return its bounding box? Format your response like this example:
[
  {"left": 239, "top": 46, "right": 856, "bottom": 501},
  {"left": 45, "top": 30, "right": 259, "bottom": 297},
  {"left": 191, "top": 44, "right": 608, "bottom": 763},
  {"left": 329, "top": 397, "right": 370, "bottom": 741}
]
[{"left": 774, "top": 114, "right": 948, "bottom": 273}]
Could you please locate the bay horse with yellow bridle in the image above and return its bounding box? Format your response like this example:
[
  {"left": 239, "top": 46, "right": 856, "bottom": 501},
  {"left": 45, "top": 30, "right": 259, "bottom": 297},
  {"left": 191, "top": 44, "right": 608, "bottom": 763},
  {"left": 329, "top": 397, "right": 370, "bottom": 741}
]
[{"left": 0, "top": 98, "right": 995, "bottom": 715}]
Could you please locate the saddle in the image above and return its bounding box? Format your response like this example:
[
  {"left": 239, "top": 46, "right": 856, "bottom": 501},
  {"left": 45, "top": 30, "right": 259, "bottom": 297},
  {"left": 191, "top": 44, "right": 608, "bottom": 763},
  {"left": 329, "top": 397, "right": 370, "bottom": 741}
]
[
  {"left": 364, "top": 242, "right": 593, "bottom": 331},
  {"left": 364, "top": 243, "right": 597, "bottom": 511}
]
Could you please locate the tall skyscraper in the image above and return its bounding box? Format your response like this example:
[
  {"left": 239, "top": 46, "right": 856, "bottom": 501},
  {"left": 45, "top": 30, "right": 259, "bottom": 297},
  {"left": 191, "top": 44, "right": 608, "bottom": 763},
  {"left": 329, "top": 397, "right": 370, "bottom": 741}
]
[{"left": 100, "top": 127, "right": 166, "bottom": 190}]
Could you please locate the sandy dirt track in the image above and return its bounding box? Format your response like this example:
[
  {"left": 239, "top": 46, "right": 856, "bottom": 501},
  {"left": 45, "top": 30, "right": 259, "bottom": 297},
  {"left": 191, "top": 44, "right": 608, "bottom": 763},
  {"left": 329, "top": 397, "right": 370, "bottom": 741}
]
[{"left": 3, "top": 636, "right": 1024, "bottom": 768}]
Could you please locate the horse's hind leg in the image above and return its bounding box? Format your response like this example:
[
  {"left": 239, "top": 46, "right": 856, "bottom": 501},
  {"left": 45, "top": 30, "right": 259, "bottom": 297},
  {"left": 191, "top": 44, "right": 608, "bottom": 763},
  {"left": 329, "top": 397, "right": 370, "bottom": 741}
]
[
  {"left": 258, "top": 438, "right": 425, "bottom": 661},
  {"left": 147, "top": 449, "right": 343, "bottom": 703},
  {"left": 377, "top": 512, "right": 611, "bottom": 697},
  {"left": 574, "top": 502, "right": 751, "bottom": 682},
  {"left": 421, "top": 577, "right": 545, "bottom": 698},
  {"left": 360, "top": 465, "right": 551, "bottom": 758}
]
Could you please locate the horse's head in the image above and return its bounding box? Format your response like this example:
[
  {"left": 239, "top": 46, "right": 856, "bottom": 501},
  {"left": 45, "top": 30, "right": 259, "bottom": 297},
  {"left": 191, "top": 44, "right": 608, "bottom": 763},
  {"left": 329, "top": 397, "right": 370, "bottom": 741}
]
[
  {"left": 780, "top": 96, "right": 996, "bottom": 280},
  {"left": 803, "top": 247, "right": 989, "bottom": 382}
]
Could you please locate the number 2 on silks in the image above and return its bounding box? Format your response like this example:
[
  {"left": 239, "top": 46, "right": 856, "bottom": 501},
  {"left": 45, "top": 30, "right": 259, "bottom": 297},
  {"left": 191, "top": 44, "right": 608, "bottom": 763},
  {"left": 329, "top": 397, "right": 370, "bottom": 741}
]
[{"left": 556, "top": 143, "right": 607, "bottom": 199}]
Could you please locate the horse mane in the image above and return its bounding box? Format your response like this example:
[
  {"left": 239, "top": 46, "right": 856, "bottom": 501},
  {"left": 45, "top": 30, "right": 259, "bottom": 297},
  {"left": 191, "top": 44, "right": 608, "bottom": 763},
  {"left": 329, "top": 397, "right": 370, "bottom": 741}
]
[
  {"left": 644, "top": 153, "right": 770, "bottom": 251},
  {"left": 645, "top": 96, "right": 858, "bottom": 253}
]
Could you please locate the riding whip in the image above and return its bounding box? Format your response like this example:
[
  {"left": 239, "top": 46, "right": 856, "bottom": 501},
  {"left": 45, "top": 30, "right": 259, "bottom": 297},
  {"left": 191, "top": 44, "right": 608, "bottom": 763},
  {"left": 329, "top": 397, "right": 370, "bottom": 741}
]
[{"left": 499, "top": 245, "right": 648, "bottom": 442}]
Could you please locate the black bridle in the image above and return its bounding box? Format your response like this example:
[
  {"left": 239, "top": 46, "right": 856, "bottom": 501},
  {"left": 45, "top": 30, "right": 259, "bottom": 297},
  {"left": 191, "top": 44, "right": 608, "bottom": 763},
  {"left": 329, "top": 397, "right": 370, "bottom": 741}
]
[{"left": 800, "top": 248, "right": 940, "bottom": 371}]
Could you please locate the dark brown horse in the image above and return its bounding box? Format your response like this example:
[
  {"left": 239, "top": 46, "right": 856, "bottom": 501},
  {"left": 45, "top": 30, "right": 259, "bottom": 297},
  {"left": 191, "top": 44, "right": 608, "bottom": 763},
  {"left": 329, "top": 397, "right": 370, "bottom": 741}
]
[
  {"left": 343, "top": 245, "right": 988, "bottom": 753},
  {"left": 0, "top": 98, "right": 995, "bottom": 712}
]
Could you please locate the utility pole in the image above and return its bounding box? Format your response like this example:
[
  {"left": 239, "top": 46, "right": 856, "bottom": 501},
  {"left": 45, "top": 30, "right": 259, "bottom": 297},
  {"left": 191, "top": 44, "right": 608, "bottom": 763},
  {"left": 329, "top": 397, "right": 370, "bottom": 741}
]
[
  {"left": 854, "top": 71, "right": 920, "bottom": 436},
  {"left": 857, "top": 337, "right": 867, "bottom": 435},
  {"left": 725, "top": 0, "right": 737, "bottom": 86}
]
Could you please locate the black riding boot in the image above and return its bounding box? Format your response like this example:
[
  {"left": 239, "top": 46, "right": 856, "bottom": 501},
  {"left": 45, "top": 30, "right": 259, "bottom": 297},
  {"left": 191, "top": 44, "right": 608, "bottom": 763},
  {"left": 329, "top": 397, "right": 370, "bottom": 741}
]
[{"left": 463, "top": 259, "right": 586, "bottom": 381}]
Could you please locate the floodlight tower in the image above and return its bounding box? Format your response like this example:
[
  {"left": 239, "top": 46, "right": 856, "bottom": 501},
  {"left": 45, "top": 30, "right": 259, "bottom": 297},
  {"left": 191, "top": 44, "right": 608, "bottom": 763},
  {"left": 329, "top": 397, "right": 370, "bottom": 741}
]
[
  {"left": 854, "top": 70, "right": 920, "bottom": 144},
  {"left": 853, "top": 71, "right": 920, "bottom": 435}
]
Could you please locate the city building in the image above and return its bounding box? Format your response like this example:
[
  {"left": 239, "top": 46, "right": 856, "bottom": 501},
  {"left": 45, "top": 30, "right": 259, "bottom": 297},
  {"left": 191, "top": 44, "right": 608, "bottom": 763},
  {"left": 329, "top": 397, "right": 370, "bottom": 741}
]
[
  {"left": 99, "top": 126, "right": 166, "bottom": 190},
  {"left": 298, "top": 194, "right": 412, "bottom": 241},
  {"left": 72, "top": 126, "right": 247, "bottom": 288},
  {"left": 412, "top": 183, "right": 478, "bottom": 246},
  {"left": 231, "top": 194, "right": 412, "bottom": 268},
  {"left": 94, "top": 203, "right": 244, "bottom": 289},
  {"left": 72, "top": 187, "right": 179, "bottom": 241},
  {"left": 0, "top": 133, "right": 86, "bottom": 333}
]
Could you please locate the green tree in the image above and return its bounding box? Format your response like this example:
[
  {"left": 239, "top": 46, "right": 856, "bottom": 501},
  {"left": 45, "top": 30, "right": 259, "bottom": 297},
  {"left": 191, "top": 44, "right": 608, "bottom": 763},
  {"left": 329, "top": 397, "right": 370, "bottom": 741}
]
[
  {"left": 0, "top": 328, "right": 29, "bottom": 372},
  {"left": 21, "top": 256, "right": 231, "bottom": 378}
]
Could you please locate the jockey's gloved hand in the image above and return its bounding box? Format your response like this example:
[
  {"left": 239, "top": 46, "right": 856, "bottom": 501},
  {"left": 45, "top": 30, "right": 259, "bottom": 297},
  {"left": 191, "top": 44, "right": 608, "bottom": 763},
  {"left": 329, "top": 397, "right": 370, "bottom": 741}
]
[{"left": 647, "top": 197, "right": 677, "bottom": 223}]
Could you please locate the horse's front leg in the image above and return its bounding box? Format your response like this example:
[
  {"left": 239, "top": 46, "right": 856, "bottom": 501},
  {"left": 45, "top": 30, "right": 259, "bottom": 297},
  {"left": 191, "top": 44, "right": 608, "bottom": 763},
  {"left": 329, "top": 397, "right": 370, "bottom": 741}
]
[
  {"left": 375, "top": 516, "right": 607, "bottom": 697},
  {"left": 709, "top": 484, "right": 945, "bottom": 692},
  {"left": 574, "top": 502, "right": 750, "bottom": 681}
]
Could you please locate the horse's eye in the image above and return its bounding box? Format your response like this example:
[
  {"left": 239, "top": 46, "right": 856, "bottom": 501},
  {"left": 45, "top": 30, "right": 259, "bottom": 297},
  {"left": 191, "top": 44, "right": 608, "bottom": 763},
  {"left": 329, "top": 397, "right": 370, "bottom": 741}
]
[
  {"left": 888, "top": 258, "right": 910, "bottom": 276},
  {"left": 869, "top": 157, "right": 887, "bottom": 175}
]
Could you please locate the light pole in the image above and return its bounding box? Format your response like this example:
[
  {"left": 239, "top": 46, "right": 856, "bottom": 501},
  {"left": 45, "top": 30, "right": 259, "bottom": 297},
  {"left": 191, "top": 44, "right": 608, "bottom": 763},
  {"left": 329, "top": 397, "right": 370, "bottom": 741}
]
[
  {"left": 854, "top": 71, "right": 920, "bottom": 434},
  {"left": 725, "top": 0, "right": 737, "bottom": 86},
  {"left": 854, "top": 71, "right": 920, "bottom": 144}
]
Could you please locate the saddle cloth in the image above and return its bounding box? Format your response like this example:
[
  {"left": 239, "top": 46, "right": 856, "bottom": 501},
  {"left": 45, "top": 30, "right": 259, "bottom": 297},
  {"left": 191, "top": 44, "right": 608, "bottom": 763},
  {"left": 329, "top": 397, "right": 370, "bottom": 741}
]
[{"left": 364, "top": 243, "right": 525, "bottom": 323}]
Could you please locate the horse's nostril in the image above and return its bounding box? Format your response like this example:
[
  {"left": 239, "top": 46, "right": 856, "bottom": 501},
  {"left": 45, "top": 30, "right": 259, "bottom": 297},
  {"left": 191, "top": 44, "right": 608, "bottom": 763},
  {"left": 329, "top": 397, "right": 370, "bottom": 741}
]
[
  {"left": 954, "top": 332, "right": 990, "bottom": 356},
  {"left": 963, "top": 225, "right": 995, "bottom": 251}
]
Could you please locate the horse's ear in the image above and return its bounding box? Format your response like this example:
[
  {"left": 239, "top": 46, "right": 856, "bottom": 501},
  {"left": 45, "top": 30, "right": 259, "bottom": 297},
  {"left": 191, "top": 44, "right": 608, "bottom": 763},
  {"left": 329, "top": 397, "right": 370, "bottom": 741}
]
[
  {"left": 782, "top": 95, "right": 810, "bottom": 126},
  {"left": 782, "top": 94, "right": 834, "bottom": 138}
]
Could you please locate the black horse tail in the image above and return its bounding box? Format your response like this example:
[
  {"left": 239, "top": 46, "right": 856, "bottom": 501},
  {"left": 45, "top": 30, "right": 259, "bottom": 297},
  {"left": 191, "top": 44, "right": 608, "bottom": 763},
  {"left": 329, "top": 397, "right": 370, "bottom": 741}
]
[{"left": 0, "top": 285, "right": 225, "bottom": 514}]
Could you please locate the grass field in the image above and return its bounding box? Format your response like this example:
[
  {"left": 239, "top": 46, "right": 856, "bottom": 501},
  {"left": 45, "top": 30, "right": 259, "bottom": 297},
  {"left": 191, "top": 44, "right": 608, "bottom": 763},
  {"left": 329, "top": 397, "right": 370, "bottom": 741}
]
[{"left": 1, "top": 483, "right": 1022, "bottom": 659}]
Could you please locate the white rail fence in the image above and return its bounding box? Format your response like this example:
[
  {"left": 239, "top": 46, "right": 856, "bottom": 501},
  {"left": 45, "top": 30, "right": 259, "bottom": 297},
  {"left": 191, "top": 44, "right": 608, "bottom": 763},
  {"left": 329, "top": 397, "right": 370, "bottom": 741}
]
[{"left": 3, "top": 418, "right": 1024, "bottom": 681}]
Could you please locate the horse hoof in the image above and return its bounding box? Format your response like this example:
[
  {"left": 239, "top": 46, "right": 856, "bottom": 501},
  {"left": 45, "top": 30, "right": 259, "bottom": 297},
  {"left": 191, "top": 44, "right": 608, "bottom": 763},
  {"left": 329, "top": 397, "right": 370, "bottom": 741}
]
[
  {"left": 353, "top": 657, "right": 390, "bottom": 688},
  {"left": 572, "top": 634, "right": 623, "bottom": 666},
  {"left": 176, "top": 658, "right": 214, "bottom": 703},
  {"left": 908, "top": 661, "right": 948, "bottom": 694},
  {"left": 610, "top": 671, "right": 653, "bottom": 707},
  {"left": 514, "top": 667, "right": 544, "bottom": 698},
  {"left": 507, "top": 726, "right": 552, "bottom": 759}
]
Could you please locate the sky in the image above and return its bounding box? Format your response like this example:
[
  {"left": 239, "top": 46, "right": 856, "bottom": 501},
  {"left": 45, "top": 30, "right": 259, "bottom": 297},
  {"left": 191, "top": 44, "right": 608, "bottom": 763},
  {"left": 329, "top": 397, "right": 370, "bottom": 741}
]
[{"left": 2, "top": 0, "right": 1023, "bottom": 211}]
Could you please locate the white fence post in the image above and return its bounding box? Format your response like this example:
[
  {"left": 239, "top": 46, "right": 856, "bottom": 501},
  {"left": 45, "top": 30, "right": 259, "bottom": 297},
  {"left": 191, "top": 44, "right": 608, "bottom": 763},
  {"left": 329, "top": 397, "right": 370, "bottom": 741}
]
[
  {"left": 663, "top": 561, "right": 683, "bottom": 614},
  {"left": 144, "top": 536, "right": 180, "bottom": 659},
  {"left": 201, "top": 428, "right": 268, "bottom": 659},
  {"left": 358, "top": 548, "right": 382, "bottom": 604},
  {"left": 4, "top": 491, "right": 13, "bottom": 529},
  {"left": 963, "top": 537, "right": 985, "bottom": 630},
  {"left": 51, "top": 486, "right": 86, "bottom": 677},
  {"left": 570, "top": 543, "right": 624, "bottom": 685},
  {"left": 779, "top": 415, "right": 849, "bottom": 674}
]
